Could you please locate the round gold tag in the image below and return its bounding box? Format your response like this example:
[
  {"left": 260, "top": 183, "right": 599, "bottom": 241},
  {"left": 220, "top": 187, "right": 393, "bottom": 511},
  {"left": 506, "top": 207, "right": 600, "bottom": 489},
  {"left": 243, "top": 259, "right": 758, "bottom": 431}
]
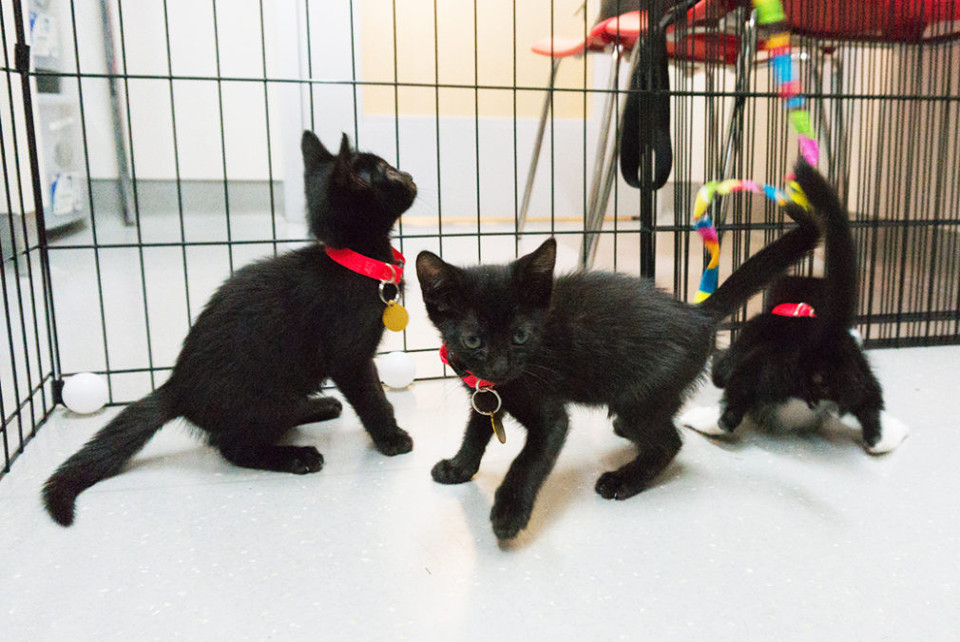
[{"left": 382, "top": 302, "right": 409, "bottom": 332}]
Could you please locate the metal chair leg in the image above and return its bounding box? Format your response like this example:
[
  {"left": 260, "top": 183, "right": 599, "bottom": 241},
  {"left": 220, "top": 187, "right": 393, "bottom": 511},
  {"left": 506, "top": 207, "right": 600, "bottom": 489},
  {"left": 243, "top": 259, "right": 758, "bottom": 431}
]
[
  {"left": 829, "top": 52, "right": 849, "bottom": 200},
  {"left": 518, "top": 59, "right": 562, "bottom": 233},
  {"left": 580, "top": 45, "right": 633, "bottom": 269},
  {"left": 810, "top": 54, "right": 838, "bottom": 178},
  {"left": 714, "top": 9, "right": 757, "bottom": 232}
]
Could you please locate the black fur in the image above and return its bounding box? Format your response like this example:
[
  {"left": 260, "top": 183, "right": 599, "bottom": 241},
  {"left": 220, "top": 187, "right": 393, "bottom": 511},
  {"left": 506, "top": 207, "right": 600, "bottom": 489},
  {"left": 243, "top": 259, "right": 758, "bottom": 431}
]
[
  {"left": 710, "top": 159, "right": 887, "bottom": 447},
  {"left": 42, "top": 131, "right": 416, "bottom": 526},
  {"left": 416, "top": 181, "right": 820, "bottom": 540}
]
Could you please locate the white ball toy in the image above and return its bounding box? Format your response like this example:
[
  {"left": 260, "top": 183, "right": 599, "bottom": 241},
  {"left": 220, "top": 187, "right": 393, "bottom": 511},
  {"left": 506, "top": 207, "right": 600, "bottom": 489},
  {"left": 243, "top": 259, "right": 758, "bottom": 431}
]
[
  {"left": 378, "top": 351, "right": 416, "bottom": 389},
  {"left": 61, "top": 372, "right": 109, "bottom": 414}
]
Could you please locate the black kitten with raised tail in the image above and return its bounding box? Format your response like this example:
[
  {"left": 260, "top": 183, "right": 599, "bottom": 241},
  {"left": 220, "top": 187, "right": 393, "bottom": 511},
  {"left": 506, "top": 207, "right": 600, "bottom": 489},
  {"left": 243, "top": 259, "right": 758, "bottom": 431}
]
[
  {"left": 43, "top": 131, "right": 416, "bottom": 526},
  {"left": 680, "top": 159, "right": 908, "bottom": 453},
  {"left": 416, "top": 161, "right": 821, "bottom": 540}
]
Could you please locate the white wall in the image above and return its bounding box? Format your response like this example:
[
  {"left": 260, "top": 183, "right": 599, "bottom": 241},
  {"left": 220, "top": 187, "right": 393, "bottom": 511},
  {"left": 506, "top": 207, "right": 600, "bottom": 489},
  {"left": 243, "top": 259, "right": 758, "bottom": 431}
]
[
  {"left": 1, "top": 0, "right": 35, "bottom": 217},
  {"left": 71, "top": 0, "right": 289, "bottom": 182},
  {"left": 64, "top": 0, "right": 912, "bottom": 227}
]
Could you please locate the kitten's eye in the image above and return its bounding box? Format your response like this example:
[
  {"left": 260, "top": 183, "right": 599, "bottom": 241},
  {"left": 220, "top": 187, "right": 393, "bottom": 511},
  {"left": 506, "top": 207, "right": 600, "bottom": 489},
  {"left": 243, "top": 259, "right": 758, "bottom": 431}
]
[
  {"left": 513, "top": 328, "right": 531, "bottom": 345},
  {"left": 461, "top": 334, "right": 482, "bottom": 350},
  {"left": 355, "top": 168, "right": 373, "bottom": 186}
]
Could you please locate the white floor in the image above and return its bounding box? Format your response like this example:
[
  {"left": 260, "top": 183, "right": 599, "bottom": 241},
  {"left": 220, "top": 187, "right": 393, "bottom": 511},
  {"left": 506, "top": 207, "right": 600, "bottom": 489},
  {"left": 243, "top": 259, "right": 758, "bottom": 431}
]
[{"left": 1, "top": 345, "right": 958, "bottom": 641}]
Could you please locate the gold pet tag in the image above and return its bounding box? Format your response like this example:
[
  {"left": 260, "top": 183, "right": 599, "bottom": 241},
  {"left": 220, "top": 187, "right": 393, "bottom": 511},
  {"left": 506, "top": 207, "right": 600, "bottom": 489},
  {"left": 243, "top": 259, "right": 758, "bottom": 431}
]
[
  {"left": 382, "top": 301, "right": 409, "bottom": 332},
  {"left": 489, "top": 413, "right": 506, "bottom": 444},
  {"left": 472, "top": 386, "right": 505, "bottom": 444}
]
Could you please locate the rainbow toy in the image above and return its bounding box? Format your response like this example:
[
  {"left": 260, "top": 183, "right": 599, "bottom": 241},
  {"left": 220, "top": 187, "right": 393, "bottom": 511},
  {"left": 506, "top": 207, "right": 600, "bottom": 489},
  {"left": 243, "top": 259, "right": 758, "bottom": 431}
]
[{"left": 691, "top": 0, "right": 820, "bottom": 302}]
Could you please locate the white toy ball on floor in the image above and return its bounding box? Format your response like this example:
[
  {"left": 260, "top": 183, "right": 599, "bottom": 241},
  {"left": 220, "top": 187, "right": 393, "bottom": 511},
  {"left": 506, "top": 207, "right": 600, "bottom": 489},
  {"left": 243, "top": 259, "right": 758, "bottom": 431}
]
[
  {"left": 61, "top": 372, "right": 109, "bottom": 414},
  {"left": 378, "top": 351, "right": 416, "bottom": 389}
]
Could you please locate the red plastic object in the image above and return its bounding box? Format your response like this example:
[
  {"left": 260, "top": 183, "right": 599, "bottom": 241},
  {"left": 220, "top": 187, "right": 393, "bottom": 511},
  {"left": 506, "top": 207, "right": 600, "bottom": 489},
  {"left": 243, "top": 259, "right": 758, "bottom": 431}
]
[
  {"left": 602, "top": 11, "right": 647, "bottom": 49},
  {"left": 530, "top": 34, "right": 605, "bottom": 57},
  {"left": 783, "top": 0, "right": 960, "bottom": 44},
  {"left": 530, "top": 0, "right": 743, "bottom": 59},
  {"left": 670, "top": 32, "right": 743, "bottom": 65},
  {"left": 531, "top": 12, "right": 644, "bottom": 58}
]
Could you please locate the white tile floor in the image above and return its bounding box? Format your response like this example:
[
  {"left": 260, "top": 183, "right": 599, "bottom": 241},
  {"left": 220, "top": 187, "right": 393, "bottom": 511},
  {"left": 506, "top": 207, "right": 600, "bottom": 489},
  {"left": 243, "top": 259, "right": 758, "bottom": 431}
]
[{"left": 1, "top": 345, "right": 958, "bottom": 640}]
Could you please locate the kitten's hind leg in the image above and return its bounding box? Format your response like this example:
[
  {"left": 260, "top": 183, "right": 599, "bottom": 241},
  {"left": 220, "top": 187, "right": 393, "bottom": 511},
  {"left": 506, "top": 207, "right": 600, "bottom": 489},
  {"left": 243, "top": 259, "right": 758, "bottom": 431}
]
[
  {"left": 295, "top": 395, "right": 343, "bottom": 425},
  {"left": 597, "top": 404, "right": 682, "bottom": 500},
  {"left": 332, "top": 360, "right": 412, "bottom": 456},
  {"left": 432, "top": 408, "right": 496, "bottom": 484},
  {"left": 831, "top": 353, "right": 905, "bottom": 453},
  {"left": 867, "top": 412, "right": 909, "bottom": 454},
  {"left": 839, "top": 408, "right": 909, "bottom": 454}
]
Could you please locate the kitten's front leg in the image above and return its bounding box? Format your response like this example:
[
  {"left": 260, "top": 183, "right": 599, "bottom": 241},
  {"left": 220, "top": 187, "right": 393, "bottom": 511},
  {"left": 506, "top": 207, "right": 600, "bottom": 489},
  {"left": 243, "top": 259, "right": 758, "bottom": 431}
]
[
  {"left": 432, "top": 409, "right": 496, "bottom": 484},
  {"left": 332, "top": 360, "right": 413, "bottom": 456},
  {"left": 490, "top": 402, "right": 569, "bottom": 540}
]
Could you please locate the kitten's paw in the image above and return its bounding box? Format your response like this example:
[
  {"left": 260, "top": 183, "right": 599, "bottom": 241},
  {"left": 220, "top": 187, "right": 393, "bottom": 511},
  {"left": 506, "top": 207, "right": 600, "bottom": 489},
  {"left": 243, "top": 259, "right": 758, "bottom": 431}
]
[
  {"left": 431, "top": 458, "right": 475, "bottom": 484},
  {"left": 865, "top": 412, "right": 909, "bottom": 455},
  {"left": 490, "top": 496, "right": 532, "bottom": 540},
  {"left": 299, "top": 396, "right": 343, "bottom": 424},
  {"left": 311, "top": 396, "right": 343, "bottom": 416},
  {"left": 286, "top": 446, "right": 324, "bottom": 474},
  {"left": 718, "top": 408, "right": 745, "bottom": 433},
  {"left": 594, "top": 471, "right": 643, "bottom": 501},
  {"left": 837, "top": 413, "right": 861, "bottom": 431},
  {"left": 678, "top": 406, "right": 726, "bottom": 436},
  {"left": 373, "top": 428, "right": 414, "bottom": 456}
]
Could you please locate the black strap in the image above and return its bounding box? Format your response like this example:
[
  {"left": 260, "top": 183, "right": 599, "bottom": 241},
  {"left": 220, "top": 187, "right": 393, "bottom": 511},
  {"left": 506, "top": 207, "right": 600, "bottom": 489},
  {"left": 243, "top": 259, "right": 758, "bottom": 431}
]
[{"left": 619, "top": 25, "right": 672, "bottom": 191}]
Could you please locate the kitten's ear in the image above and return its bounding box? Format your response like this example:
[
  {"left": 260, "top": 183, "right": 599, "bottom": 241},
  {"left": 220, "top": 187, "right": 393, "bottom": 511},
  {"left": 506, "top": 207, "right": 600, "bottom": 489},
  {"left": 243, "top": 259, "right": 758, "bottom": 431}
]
[
  {"left": 337, "top": 133, "right": 352, "bottom": 159},
  {"left": 301, "top": 130, "right": 333, "bottom": 171},
  {"left": 330, "top": 133, "right": 357, "bottom": 186},
  {"left": 513, "top": 238, "right": 556, "bottom": 307},
  {"left": 416, "top": 251, "right": 462, "bottom": 307}
]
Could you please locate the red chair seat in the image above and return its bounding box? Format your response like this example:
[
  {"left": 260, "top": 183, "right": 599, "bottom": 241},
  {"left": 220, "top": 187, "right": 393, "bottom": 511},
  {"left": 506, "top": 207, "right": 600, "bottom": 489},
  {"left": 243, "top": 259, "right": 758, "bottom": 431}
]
[
  {"left": 531, "top": 11, "right": 646, "bottom": 58},
  {"left": 670, "top": 32, "right": 743, "bottom": 65},
  {"left": 783, "top": 0, "right": 960, "bottom": 43},
  {"left": 530, "top": 1, "right": 744, "bottom": 60}
]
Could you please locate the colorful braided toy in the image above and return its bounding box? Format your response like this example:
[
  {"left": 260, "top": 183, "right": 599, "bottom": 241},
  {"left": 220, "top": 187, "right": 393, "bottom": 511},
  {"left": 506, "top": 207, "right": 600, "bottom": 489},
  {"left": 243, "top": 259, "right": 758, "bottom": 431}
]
[{"left": 692, "top": 0, "right": 820, "bottom": 302}]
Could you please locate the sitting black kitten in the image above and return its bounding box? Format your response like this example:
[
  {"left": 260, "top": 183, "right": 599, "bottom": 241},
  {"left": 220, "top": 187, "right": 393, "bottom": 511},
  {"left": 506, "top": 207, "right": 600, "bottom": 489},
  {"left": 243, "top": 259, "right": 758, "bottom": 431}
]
[
  {"left": 43, "top": 131, "right": 416, "bottom": 526},
  {"left": 416, "top": 166, "right": 820, "bottom": 540},
  {"left": 681, "top": 160, "right": 908, "bottom": 453}
]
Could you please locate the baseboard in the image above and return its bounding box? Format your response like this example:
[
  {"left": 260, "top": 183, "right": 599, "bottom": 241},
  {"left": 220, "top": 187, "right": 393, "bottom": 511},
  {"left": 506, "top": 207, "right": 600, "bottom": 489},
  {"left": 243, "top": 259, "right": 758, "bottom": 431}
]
[{"left": 89, "top": 179, "right": 287, "bottom": 219}]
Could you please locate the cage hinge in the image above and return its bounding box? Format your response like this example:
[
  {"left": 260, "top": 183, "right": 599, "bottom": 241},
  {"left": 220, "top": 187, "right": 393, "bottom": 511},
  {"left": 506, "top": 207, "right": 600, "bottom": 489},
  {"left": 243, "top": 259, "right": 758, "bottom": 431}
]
[
  {"left": 52, "top": 378, "right": 65, "bottom": 405},
  {"left": 14, "top": 43, "right": 31, "bottom": 74}
]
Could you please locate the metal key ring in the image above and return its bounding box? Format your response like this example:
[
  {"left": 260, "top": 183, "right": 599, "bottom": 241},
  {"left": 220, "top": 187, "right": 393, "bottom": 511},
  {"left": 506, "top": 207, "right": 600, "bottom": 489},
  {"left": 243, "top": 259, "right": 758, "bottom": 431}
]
[
  {"left": 378, "top": 280, "right": 400, "bottom": 305},
  {"left": 471, "top": 385, "right": 502, "bottom": 415}
]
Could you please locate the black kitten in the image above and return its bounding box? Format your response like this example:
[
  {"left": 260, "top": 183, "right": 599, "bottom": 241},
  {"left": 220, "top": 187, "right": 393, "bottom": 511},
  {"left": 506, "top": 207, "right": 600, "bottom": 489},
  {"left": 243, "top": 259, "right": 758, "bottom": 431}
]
[
  {"left": 43, "top": 131, "right": 417, "bottom": 526},
  {"left": 416, "top": 173, "right": 820, "bottom": 540},
  {"left": 681, "top": 160, "right": 908, "bottom": 453}
]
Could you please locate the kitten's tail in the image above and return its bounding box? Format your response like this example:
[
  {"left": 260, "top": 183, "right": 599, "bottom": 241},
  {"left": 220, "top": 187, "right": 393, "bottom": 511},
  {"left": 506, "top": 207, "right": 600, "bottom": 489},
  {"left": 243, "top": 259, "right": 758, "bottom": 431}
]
[
  {"left": 699, "top": 162, "right": 821, "bottom": 321},
  {"left": 42, "top": 385, "right": 178, "bottom": 527},
  {"left": 793, "top": 158, "right": 857, "bottom": 329}
]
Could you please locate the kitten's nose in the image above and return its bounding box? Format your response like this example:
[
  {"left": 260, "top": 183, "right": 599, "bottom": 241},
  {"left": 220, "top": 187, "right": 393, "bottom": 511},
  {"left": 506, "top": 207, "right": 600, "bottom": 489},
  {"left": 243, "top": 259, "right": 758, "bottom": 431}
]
[
  {"left": 402, "top": 173, "right": 417, "bottom": 195},
  {"left": 489, "top": 357, "right": 510, "bottom": 380}
]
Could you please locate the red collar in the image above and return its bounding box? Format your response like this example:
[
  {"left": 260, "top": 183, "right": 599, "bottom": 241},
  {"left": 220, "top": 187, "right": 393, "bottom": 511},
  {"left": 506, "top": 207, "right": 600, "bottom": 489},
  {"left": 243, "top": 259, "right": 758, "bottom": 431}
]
[
  {"left": 325, "top": 246, "right": 405, "bottom": 284},
  {"left": 771, "top": 302, "right": 817, "bottom": 318},
  {"left": 439, "top": 344, "right": 495, "bottom": 389}
]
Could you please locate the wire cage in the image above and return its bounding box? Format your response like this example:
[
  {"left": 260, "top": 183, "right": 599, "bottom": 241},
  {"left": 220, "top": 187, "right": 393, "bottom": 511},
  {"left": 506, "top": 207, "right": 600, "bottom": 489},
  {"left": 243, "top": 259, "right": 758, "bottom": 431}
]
[{"left": 1, "top": 0, "right": 958, "bottom": 481}]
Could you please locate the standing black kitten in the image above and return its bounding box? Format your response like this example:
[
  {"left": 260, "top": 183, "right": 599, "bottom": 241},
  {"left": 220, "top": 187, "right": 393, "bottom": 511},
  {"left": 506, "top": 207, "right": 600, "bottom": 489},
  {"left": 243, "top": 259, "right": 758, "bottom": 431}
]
[
  {"left": 416, "top": 165, "right": 821, "bottom": 540},
  {"left": 43, "top": 131, "right": 416, "bottom": 526},
  {"left": 681, "top": 160, "right": 908, "bottom": 453}
]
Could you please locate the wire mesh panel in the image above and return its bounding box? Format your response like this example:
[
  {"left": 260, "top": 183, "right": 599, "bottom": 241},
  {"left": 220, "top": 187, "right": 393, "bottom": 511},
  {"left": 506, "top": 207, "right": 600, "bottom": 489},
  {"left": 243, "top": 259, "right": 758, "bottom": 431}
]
[
  {"left": 0, "top": 0, "right": 958, "bottom": 457},
  {"left": 1, "top": 0, "right": 60, "bottom": 480}
]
